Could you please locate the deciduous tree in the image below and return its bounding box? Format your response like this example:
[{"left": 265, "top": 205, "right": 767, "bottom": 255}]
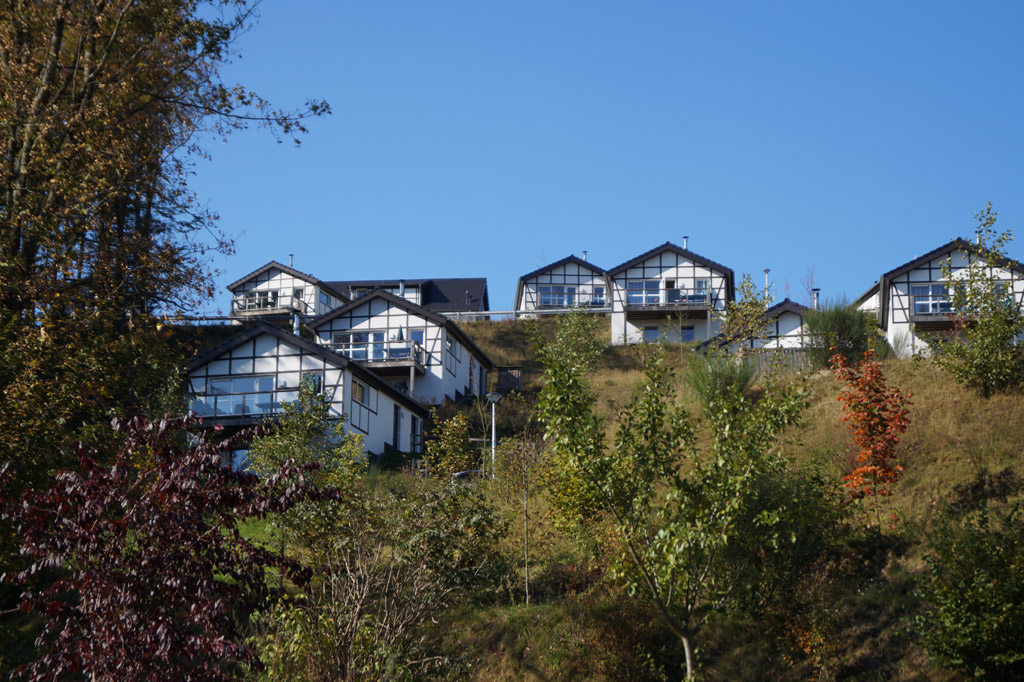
[
  {"left": 0, "top": 416, "right": 335, "bottom": 682},
  {"left": 932, "top": 204, "right": 1024, "bottom": 397},
  {"left": 832, "top": 349, "right": 911, "bottom": 501},
  {"left": 538, "top": 311, "right": 811, "bottom": 679}
]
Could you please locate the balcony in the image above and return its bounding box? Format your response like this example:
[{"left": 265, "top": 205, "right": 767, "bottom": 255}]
[
  {"left": 624, "top": 288, "right": 713, "bottom": 319},
  {"left": 231, "top": 292, "right": 314, "bottom": 317},
  {"left": 327, "top": 339, "right": 426, "bottom": 376}
]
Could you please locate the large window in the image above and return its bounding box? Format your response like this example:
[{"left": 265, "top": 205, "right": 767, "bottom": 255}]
[
  {"left": 332, "top": 331, "right": 385, "bottom": 360},
  {"left": 590, "top": 286, "right": 605, "bottom": 306},
  {"left": 911, "top": 284, "right": 952, "bottom": 315},
  {"left": 538, "top": 285, "right": 576, "bottom": 307},
  {"left": 189, "top": 375, "right": 280, "bottom": 417},
  {"left": 627, "top": 280, "right": 660, "bottom": 305}
]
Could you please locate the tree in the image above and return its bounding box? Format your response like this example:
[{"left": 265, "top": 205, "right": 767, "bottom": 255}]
[
  {"left": 915, "top": 505, "right": 1024, "bottom": 679},
  {"left": 537, "top": 310, "right": 810, "bottom": 679},
  {"left": 932, "top": 204, "right": 1024, "bottom": 397},
  {"left": 249, "top": 480, "right": 506, "bottom": 682},
  {"left": 424, "top": 411, "right": 476, "bottom": 480},
  {"left": 832, "top": 349, "right": 911, "bottom": 502},
  {"left": 0, "top": 416, "right": 335, "bottom": 682},
  {"left": 713, "top": 273, "right": 773, "bottom": 356},
  {"left": 0, "top": 1, "right": 329, "bottom": 484}
]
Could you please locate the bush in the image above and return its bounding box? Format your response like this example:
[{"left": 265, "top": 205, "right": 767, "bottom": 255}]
[
  {"left": 914, "top": 505, "right": 1024, "bottom": 679},
  {"left": 804, "top": 297, "right": 877, "bottom": 369},
  {"left": 687, "top": 352, "right": 757, "bottom": 413}
]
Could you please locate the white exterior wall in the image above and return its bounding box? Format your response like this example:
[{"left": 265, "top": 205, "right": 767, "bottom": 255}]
[
  {"left": 519, "top": 263, "right": 608, "bottom": 312},
  {"left": 610, "top": 251, "right": 729, "bottom": 345},
  {"left": 882, "top": 250, "right": 1024, "bottom": 358},
  {"left": 312, "top": 298, "right": 482, "bottom": 404},
  {"left": 230, "top": 268, "right": 341, "bottom": 318},
  {"left": 186, "top": 332, "right": 420, "bottom": 455}
]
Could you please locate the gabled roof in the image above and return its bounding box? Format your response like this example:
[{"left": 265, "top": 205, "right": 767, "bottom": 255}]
[
  {"left": 184, "top": 321, "right": 428, "bottom": 417},
  {"left": 514, "top": 255, "right": 608, "bottom": 309},
  {"left": 309, "top": 289, "right": 494, "bottom": 370},
  {"left": 326, "top": 277, "right": 489, "bottom": 313},
  {"left": 763, "top": 298, "right": 810, "bottom": 318},
  {"left": 882, "top": 237, "right": 1024, "bottom": 281},
  {"left": 226, "top": 261, "right": 347, "bottom": 302},
  {"left": 853, "top": 282, "right": 880, "bottom": 308},
  {"left": 606, "top": 241, "right": 736, "bottom": 300},
  {"left": 518, "top": 254, "right": 606, "bottom": 282}
]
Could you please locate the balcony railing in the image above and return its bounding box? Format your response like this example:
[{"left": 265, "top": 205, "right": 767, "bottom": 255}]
[
  {"left": 328, "top": 339, "right": 425, "bottom": 365},
  {"left": 627, "top": 289, "right": 712, "bottom": 307},
  {"left": 231, "top": 292, "right": 313, "bottom": 316},
  {"left": 537, "top": 294, "right": 606, "bottom": 308}
]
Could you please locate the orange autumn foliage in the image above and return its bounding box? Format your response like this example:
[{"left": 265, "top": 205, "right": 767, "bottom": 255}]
[{"left": 831, "top": 350, "right": 912, "bottom": 499}]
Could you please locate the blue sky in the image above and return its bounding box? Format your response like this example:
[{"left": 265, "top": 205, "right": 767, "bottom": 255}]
[{"left": 189, "top": 1, "right": 1024, "bottom": 313}]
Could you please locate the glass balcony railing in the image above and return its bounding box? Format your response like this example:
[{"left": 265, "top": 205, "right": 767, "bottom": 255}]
[{"left": 328, "top": 340, "right": 425, "bottom": 364}]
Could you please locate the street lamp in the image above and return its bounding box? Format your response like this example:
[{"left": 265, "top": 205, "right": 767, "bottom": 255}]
[{"left": 486, "top": 391, "right": 502, "bottom": 477}]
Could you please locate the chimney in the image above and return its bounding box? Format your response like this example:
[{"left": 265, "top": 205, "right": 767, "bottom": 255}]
[
  {"left": 764, "top": 268, "right": 771, "bottom": 290},
  {"left": 288, "top": 253, "right": 294, "bottom": 267},
  {"left": 811, "top": 288, "right": 821, "bottom": 310},
  {"left": 399, "top": 279, "right": 405, "bottom": 297},
  {"left": 292, "top": 311, "right": 300, "bottom": 336},
  {"left": 682, "top": 235, "right": 689, "bottom": 250},
  {"left": 582, "top": 250, "right": 588, "bottom": 262}
]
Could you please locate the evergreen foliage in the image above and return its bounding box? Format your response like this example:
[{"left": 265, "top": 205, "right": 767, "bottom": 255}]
[{"left": 804, "top": 297, "right": 876, "bottom": 368}]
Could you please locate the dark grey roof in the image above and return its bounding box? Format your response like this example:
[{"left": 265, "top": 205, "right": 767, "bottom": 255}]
[
  {"left": 518, "top": 254, "right": 605, "bottom": 281},
  {"left": 184, "top": 321, "right": 428, "bottom": 417},
  {"left": 226, "top": 261, "right": 347, "bottom": 302},
  {"left": 882, "top": 237, "right": 1024, "bottom": 280},
  {"left": 326, "top": 277, "right": 489, "bottom": 313},
  {"left": 607, "top": 241, "right": 736, "bottom": 300},
  {"left": 763, "top": 298, "right": 810, "bottom": 318},
  {"left": 309, "top": 289, "right": 494, "bottom": 370}
]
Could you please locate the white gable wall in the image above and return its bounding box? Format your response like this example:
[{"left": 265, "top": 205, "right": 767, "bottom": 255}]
[
  {"left": 610, "top": 252, "right": 729, "bottom": 345},
  {"left": 231, "top": 268, "right": 341, "bottom": 318},
  {"left": 519, "top": 263, "right": 608, "bottom": 311}
]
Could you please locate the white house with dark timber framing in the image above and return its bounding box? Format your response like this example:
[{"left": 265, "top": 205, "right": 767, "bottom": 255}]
[
  {"left": 227, "top": 261, "right": 347, "bottom": 321},
  {"left": 514, "top": 255, "right": 610, "bottom": 314},
  {"left": 607, "top": 241, "right": 735, "bottom": 345},
  {"left": 699, "top": 298, "right": 810, "bottom": 353},
  {"left": 308, "top": 289, "right": 493, "bottom": 404},
  {"left": 856, "top": 238, "right": 1024, "bottom": 357},
  {"left": 185, "top": 322, "right": 428, "bottom": 457}
]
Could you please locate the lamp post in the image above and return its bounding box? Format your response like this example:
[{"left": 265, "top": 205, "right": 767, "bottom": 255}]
[{"left": 486, "top": 391, "right": 502, "bottom": 477}]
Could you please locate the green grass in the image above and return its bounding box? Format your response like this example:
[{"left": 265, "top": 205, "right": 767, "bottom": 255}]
[{"left": 405, "top": 322, "right": 1024, "bottom": 679}]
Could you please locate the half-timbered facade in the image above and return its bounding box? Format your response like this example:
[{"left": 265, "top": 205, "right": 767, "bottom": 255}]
[
  {"left": 309, "top": 290, "right": 493, "bottom": 404},
  {"left": 857, "top": 238, "right": 1024, "bottom": 357},
  {"left": 700, "top": 298, "right": 809, "bottom": 353},
  {"left": 185, "top": 322, "right": 428, "bottom": 458},
  {"left": 514, "top": 255, "right": 610, "bottom": 313},
  {"left": 227, "top": 261, "right": 346, "bottom": 321},
  {"left": 607, "top": 242, "right": 735, "bottom": 345}
]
